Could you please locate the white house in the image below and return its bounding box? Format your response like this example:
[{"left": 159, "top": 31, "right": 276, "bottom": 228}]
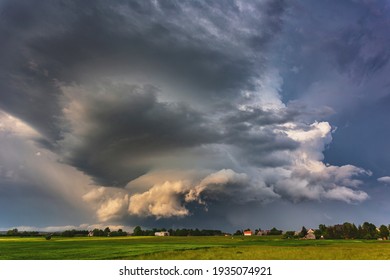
[{"left": 155, "top": 231, "right": 170, "bottom": 236}]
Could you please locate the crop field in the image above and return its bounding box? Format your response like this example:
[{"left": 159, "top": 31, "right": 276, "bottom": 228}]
[{"left": 1, "top": 236, "right": 390, "bottom": 260}]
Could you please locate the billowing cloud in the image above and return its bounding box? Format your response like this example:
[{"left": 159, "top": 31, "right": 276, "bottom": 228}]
[
  {"left": 185, "top": 169, "right": 249, "bottom": 204},
  {"left": 129, "top": 181, "right": 189, "bottom": 218},
  {"left": 83, "top": 187, "right": 129, "bottom": 222}
]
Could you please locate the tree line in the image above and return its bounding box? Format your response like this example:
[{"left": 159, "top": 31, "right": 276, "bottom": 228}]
[
  {"left": 132, "top": 226, "right": 224, "bottom": 236},
  {"left": 4, "top": 227, "right": 127, "bottom": 237},
  {"left": 5, "top": 228, "right": 40, "bottom": 237},
  {"left": 233, "top": 227, "right": 283, "bottom": 236},
  {"left": 88, "top": 227, "right": 127, "bottom": 237},
  {"left": 283, "top": 222, "right": 390, "bottom": 240},
  {"left": 4, "top": 221, "right": 390, "bottom": 239}
]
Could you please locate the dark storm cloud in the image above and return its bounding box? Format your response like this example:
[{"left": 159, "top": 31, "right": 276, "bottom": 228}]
[
  {"left": 0, "top": 0, "right": 288, "bottom": 187},
  {"left": 222, "top": 122, "right": 299, "bottom": 167},
  {"left": 220, "top": 105, "right": 301, "bottom": 167},
  {"left": 59, "top": 83, "right": 219, "bottom": 186},
  {"left": 223, "top": 106, "right": 298, "bottom": 126},
  {"left": 0, "top": 0, "right": 286, "bottom": 110},
  {"left": 58, "top": 82, "right": 302, "bottom": 186}
]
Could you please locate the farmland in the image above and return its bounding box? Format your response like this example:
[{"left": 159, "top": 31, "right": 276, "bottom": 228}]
[{"left": 1, "top": 235, "right": 390, "bottom": 260}]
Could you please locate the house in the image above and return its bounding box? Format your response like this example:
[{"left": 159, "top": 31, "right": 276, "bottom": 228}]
[
  {"left": 244, "top": 230, "right": 253, "bottom": 236},
  {"left": 155, "top": 231, "right": 170, "bottom": 236},
  {"left": 305, "top": 229, "right": 316, "bottom": 240}
]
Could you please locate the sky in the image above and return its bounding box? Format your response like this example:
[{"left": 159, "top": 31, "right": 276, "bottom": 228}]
[{"left": 1, "top": 0, "right": 390, "bottom": 233}]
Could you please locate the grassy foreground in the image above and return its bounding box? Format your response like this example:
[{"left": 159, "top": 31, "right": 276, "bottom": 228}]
[{"left": 1, "top": 235, "right": 390, "bottom": 260}]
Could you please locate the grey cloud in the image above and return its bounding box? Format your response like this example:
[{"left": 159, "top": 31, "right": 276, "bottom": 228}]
[
  {"left": 221, "top": 106, "right": 300, "bottom": 167},
  {"left": 223, "top": 106, "right": 298, "bottom": 126},
  {"left": 273, "top": 164, "right": 370, "bottom": 203},
  {"left": 224, "top": 128, "right": 299, "bottom": 167},
  {"left": 0, "top": 0, "right": 287, "bottom": 143},
  {"left": 0, "top": 0, "right": 289, "bottom": 188},
  {"left": 58, "top": 83, "right": 219, "bottom": 186}
]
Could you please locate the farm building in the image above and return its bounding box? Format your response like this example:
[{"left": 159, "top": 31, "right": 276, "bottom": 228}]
[
  {"left": 305, "top": 229, "right": 316, "bottom": 240},
  {"left": 244, "top": 230, "right": 253, "bottom": 236},
  {"left": 155, "top": 231, "right": 170, "bottom": 236}
]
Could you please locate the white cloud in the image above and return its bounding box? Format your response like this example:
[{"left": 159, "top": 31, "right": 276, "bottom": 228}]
[
  {"left": 83, "top": 187, "right": 129, "bottom": 222},
  {"left": 97, "top": 195, "right": 129, "bottom": 222},
  {"left": 378, "top": 176, "right": 390, "bottom": 185},
  {"left": 128, "top": 181, "right": 190, "bottom": 218},
  {"left": 86, "top": 168, "right": 276, "bottom": 220},
  {"left": 323, "top": 187, "right": 369, "bottom": 203},
  {"left": 265, "top": 119, "right": 370, "bottom": 203},
  {"left": 84, "top": 178, "right": 193, "bottom": 220}
]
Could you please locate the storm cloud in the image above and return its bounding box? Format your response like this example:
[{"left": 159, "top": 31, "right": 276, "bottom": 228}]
[{"left": 1, "top": 0, "right": 389, "bottom": 230}]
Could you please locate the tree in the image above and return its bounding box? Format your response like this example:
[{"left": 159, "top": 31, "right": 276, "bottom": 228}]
[
  {"left": 362, "top": 222, "right": 377, "bottom": 239},
  {"left": 233, "top": 230, "right": 243, "bottom": 236},
  {"left": 7, "top": 228, "right": 18, "bottom": 236},
  {"left": 343, "top": 222, "right": 354, "bottom": 239},
  {"left": 110, "top": 229, "right": 127, "bottom": 237},
  {"left": 269, "top": 227, "right": 283, "bottom": 235},
  {"left": 314, "top": 229, "right": 322, "bottom": 239},
  {"left": 357, "top": 225, "right": 364, "bottom": 239},
  {"left": 379, "top": 225, "right": 389, "bottom": 239},
  {"left": 319, "top": 224, "right": 327, "bottom": 233},
  {"left": 92, "top": 228, "right": 104, "bottom": 236},
  {"left": 133, "top": 226, "right": 143, "bottom": 236},
  {"left": 117, "top": 229, "right": 125, "bottom": 235},
  {"left": 62, "top": 230, "right": 75, "bottom": 237},
  {"left": 299, "top": 226, "right": 307, "bottom": 238},
  {"left": 283, "top": 231, "right": 296, "bottom": 239}
]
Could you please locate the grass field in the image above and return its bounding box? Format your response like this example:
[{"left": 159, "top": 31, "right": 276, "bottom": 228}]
[{"left": 1, "top": 235, "right": 390, "bottom": 260}]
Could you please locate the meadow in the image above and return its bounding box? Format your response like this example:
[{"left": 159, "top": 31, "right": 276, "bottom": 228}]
[{"left": 1, "top": 235, "right": 390, "bottom": 260}]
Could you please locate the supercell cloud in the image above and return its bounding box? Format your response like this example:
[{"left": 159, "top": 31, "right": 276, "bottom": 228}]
[{"left": 1, "top": 0, "right": 390, "bottom": 230}]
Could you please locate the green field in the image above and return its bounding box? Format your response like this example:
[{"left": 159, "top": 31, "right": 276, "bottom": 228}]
[{"left": 1, "top": 235, "right": 390, "bottom": 260}]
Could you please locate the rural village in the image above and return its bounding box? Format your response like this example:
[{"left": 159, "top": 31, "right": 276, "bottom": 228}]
[{"left": 2, "top": 222, "right": 390, "bottom": 241}]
